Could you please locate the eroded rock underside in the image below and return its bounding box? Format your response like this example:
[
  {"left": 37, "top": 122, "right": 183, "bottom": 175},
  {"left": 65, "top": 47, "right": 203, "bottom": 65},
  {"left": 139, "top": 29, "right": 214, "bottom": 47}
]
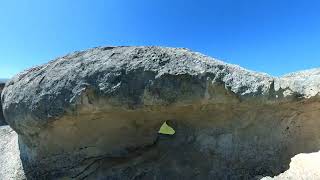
[{"left": 2, "top": 46, "right": 320, "bottom": 179}]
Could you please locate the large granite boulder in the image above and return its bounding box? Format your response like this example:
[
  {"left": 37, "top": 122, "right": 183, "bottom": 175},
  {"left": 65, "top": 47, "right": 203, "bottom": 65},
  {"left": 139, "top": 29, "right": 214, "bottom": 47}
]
[{"left": 2, "top": 46, "right": 320, "bottom": 179}]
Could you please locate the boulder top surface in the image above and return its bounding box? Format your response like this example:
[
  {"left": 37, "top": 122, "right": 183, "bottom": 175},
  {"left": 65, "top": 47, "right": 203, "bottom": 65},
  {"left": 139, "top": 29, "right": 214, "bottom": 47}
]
[{"left": 2, "top": 46, "right": 320, "bottom": 130}]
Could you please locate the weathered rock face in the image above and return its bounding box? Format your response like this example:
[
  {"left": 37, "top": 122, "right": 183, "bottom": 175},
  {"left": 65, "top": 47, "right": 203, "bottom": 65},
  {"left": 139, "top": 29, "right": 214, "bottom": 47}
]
[
  {"left": 0, "top": 126, "right": 25, "bottom": 180},
  {"left": 2, "top": 46, "right": 320, "bottom": 179},
  {"left": 0, "top": 82, "right": 7, "bottom": 125}
]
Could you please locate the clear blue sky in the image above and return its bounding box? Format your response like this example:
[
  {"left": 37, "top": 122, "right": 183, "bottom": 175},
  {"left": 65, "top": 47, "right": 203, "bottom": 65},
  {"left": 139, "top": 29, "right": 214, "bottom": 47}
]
[{"left": 1, "top": 0, "right": 320, "bottom": 78}]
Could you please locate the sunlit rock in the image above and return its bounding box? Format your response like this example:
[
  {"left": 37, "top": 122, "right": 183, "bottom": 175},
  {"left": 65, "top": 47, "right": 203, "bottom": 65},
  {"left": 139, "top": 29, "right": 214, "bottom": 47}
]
[{"left": 2, "top": 46, "right": 320, "bottom": 179}]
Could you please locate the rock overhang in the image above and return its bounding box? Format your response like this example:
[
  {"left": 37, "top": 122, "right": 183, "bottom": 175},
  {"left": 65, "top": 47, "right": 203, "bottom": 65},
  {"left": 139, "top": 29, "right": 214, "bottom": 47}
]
[{"left": 1, "top": 46, "right": 320, "bottom": 179}]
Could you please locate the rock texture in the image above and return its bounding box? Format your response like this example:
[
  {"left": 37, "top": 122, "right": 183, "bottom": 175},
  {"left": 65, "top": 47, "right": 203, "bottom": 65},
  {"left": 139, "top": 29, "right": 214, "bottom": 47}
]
[
  {"left": 2, "top": 46, "right": 320, "bottom": 179},
  {"left": 262, "top": 150, "right": 320, "bottom": 180},
  {"left": 0, "top": 82, "right": 6, "bottom": 125},
  {"left": 0, "top": 126, "right": 25, "bottom": 179}
]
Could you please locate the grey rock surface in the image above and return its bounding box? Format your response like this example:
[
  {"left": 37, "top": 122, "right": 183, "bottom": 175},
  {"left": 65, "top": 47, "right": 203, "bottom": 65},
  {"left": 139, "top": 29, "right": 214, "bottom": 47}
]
[
  {"left": 0, "top": 82, "right": 7, "bottom": 125},
  {"left": 0, "top": 126, "right": 25, "bottom": 179},
  {"left": 1, "top": 46, "right": 320, "bottom": 179}
]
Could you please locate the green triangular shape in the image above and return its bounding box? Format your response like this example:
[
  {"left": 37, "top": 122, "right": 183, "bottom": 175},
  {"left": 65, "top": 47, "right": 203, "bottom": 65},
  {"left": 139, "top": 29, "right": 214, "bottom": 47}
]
[{"left": 158, "top": 122, "right": 175, "bottom": 135}]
